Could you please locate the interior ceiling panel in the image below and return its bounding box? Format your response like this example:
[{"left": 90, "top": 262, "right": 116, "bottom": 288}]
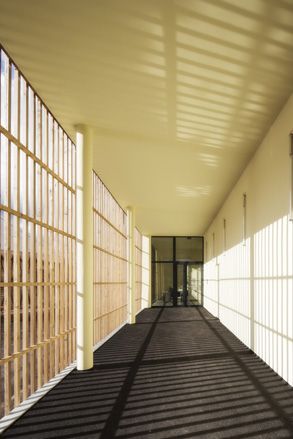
[{"left": 1, "top": 0, "right": 293, "bottom": 234}]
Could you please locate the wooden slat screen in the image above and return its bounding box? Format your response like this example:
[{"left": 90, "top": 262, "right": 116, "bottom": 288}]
[
  {"left": 93, "top": 172, "right": 127, "bottom": 345},
  {"left": 0, "top": 46, "right": 76, "bottom": 418},
  {"left": 135, "top": 227, "right": 143, "bottom": 315}
]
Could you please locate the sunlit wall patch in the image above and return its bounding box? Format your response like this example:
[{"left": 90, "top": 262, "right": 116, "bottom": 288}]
[
  {"left": 243, "top": 192, "right": 247, "bottom": 246},
  {"left": 289, "top": 132, "right": 293, "bottom": 221}
]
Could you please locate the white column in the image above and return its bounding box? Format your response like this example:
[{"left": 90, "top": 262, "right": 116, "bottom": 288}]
[
  {"left": 76, "top": 124, "right": 94, "bottom": 370},
  {"left": 127, "top": 207, "right": 136, "bottom": 324},
  {"left": 148, "top": 235, "right": 152, "bottom": 307},
  {"left": 141, "top": 235, "right": 151, "bottom": 309}
]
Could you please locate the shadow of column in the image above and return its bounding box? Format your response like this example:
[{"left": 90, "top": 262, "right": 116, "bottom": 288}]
[{"left": 100, "top": 306, "right": 164, "bottom": 438}]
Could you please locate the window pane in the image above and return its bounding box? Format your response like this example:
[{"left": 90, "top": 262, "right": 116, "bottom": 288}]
[
  {"left": 151, "top": 262, "right": 173, "bottom": 304},
  {"left": 10, "top": 65, "right": 19, "bottom": 138},
  {"left": 176, "top": 237, "right": 203, "bottom": 261},
  {"left": 19, "top": 150, "right": 27, "bottom": 214},
  {"left": 28, "top": 87, "right": 34, "bottom": 152},
  {"left": 11, "top": 142, "right": 18, "bottom": 211},
  {"left": 152, "top": 237, "right": 173, "bottom": 261},
  {"left": 0, "top": 134, "right": 8, "bottom": 206},
  {"left": 20, "top": 76, "right": 27, "bottom": 145},
  {"left": 0, "top": 50, "right": 9, "bottom": 129}
]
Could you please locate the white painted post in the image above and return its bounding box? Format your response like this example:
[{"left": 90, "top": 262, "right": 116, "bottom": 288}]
[
  {"left": 76, "top": 125, "right": 94, "bottom": 370},
  {"left": 148, "top": 235, "right": 152, "bottom": 307}
]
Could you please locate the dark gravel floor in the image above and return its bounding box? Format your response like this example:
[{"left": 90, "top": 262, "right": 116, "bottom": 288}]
[{"left": 2, "top": 306, "right": 293, "bottom": 438}]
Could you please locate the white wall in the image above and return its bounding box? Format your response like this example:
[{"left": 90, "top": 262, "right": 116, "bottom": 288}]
[{"left": 204, "top": 94, "right": 293, "bottom": 386}]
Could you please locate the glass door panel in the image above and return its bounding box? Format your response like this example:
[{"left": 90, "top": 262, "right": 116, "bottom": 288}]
[
  {"left": 188, "top": 264, "right": 202, "bottom": 305},
  {"left": 151, "top": 263, "right": 173, "bottom": 305}
]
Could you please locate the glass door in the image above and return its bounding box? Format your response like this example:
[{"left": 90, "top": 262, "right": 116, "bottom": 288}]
[{"left": 151, "top": 236, "right": 203, "bottom": 306}]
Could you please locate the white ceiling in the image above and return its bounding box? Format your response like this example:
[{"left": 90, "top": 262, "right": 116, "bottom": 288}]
[{"left": 1, "top": 0, "right": 293, "bottom": 235}]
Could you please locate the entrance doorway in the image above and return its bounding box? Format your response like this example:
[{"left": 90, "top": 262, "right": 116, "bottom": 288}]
[{"left": 151, "top": 236, "right": 203, "bottom": 306}]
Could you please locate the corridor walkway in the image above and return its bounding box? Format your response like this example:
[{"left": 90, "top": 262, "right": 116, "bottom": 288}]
[{"left": 3, "top": 307, "right": 293, "bottom": 438}]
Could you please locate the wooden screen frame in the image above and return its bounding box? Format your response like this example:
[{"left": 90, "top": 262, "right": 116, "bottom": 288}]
[
  {"left": 0, "top": 45, "right": 76, "bottom": 418},
  {"left": 93, "top": 172, "right": 127, "bottom": 345}
]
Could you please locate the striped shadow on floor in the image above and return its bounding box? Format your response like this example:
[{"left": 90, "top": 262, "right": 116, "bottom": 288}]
[{"left": 2, "top": 306, "right": 293, "bottom": 438}]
